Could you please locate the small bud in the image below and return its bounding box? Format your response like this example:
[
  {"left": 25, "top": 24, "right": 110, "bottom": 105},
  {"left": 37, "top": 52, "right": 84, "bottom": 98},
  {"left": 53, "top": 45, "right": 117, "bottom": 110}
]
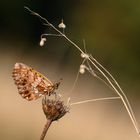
[
  {"left": 79, "top": 68, "right": 85, "bottom": 74},
  {"left": 79, "top": 64, "right": 86, "bottom": 74},
  {"left": 81, "top": 53, "right": 89, "bottom": 59},
  {"left": 58, "top": 19, "right": 66, "bottom": 29},
  {"left": 80, "top": 64, "right": 86, "bottom": 69},
  {"left": 40, "top": 38, "right": 46, "bottom": 47}
]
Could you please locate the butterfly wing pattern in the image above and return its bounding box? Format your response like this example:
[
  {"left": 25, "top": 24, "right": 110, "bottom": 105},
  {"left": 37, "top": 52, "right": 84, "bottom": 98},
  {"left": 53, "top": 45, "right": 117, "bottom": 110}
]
[{"left": 12, "top": 63, "right": 59, "bottom": 101}]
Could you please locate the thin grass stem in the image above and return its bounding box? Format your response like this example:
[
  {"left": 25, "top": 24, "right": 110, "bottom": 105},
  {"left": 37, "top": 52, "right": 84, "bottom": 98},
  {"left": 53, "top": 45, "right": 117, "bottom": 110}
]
[
  {"left": 90, "top": 55, "right": 139, "bottom": 134},
  {"left": 70, "top": 96, "right": 120, "bottom": 106}
]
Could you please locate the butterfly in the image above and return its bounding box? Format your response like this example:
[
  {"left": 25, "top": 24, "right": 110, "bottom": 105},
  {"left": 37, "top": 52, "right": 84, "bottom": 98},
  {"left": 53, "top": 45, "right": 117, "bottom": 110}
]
[{"left": 12, "top": 63, "right": 60, "bottom": 101}]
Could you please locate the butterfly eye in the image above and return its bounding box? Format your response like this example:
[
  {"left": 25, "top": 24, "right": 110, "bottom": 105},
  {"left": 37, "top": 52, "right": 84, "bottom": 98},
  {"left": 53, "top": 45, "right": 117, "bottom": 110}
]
[{"left": 55, "top": 82, "right": 60, "bottom": 89}]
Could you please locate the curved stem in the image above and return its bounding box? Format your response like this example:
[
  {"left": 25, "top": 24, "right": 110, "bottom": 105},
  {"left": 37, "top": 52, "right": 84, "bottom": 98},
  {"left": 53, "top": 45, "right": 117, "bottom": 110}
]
[
  {"left": 40, "top": 119, "right": 52, "bottom": 140},
  {"left": 24, "top": 7, "right": 140, "bottom": 136},
  {"left": 24, "top": 6, "right": 84, "bottom": 54}
]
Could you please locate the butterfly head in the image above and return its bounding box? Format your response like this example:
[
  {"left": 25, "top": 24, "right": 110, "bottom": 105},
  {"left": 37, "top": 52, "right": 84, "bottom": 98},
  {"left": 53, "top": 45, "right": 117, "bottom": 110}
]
[
  {"left": 54, "top": 78, "right": 62, "bottom": 90},
  {"left": 54, "top": 82, "right": 60, "bottom": 90}
]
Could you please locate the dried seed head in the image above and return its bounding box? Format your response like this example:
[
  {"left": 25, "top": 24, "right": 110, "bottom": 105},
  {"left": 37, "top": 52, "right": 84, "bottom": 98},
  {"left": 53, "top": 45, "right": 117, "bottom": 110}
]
[
  {"left": 42, "top": 98, "right": 69, "bottom": 121},
  {"left": 58, "top": 19, "right": 66, "bottom": 29}
]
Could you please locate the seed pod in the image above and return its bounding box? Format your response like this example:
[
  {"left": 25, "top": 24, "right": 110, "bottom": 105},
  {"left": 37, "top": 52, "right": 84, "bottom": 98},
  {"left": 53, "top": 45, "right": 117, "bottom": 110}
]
[{"left": 42, "top": 97, "right": 69, "bottom": 121}]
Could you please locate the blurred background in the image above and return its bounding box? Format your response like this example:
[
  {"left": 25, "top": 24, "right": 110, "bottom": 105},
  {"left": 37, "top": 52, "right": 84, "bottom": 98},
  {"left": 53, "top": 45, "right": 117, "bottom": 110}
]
[{"left": 0, "top": 0, "right": 140, "bottom": 140}]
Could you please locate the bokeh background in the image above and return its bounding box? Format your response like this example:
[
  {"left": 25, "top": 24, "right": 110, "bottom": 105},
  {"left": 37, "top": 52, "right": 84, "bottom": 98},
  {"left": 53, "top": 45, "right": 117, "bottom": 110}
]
[{"left": 0, "top": 0, "right": 140, "bottom": 140}]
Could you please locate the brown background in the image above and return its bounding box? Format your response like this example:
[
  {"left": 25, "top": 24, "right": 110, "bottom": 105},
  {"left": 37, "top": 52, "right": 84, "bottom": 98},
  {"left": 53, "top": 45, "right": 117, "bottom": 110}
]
[{"left": 0, "top": 0, "right": 140, "bottom": 140}]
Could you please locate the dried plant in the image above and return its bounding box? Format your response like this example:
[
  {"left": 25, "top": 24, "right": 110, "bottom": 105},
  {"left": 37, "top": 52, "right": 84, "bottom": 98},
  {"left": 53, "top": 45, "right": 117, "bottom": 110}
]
[
  {"left": 21, "top": 6, "right": 140, "bottom": 139},
  {"left": 40, "top": 97, "right": 69, "bottom": 140}
]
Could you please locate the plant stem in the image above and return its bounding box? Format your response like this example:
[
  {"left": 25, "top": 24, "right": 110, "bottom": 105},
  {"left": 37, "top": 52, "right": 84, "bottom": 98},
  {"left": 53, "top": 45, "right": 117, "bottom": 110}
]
[
  {"left": 40, "top": 119, "right": 52, "bottom": 140},
  {"left": 70, "top": 96, "right": 120, "bottom": 106},
  {"left": 24, "top": 7, "right": 140, "bottom": 136}
]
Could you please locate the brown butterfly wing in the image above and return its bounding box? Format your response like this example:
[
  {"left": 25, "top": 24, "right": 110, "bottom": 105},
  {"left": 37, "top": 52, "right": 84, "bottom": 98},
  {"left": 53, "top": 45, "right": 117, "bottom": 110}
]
[{"left": 12, "top": 63, "right": 55, "bottom": 101}]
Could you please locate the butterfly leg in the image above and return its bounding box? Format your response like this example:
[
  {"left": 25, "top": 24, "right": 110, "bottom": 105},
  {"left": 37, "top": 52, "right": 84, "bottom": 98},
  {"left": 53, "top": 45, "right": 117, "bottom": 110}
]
[
  {"left": 42, "top": 96, "right": 46, "bottom": 106},
  {"left": 53, "top": 92, "right": 62, "bottom": 101}
]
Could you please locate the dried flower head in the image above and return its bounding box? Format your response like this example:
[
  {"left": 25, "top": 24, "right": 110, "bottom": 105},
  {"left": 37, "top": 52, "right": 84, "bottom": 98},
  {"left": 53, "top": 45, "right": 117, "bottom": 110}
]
[
  {"left": 42, "top": 97, "right": 69, "bottom": 121},
  {"left": 40, "top": 97, "right": 69, "bottom": 140}
]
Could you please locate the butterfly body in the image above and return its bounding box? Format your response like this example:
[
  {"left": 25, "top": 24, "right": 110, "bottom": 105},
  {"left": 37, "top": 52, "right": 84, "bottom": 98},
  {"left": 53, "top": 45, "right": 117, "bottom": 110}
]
[{"left": 12, "top": 63, "right": 60, "bottom": 101}]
